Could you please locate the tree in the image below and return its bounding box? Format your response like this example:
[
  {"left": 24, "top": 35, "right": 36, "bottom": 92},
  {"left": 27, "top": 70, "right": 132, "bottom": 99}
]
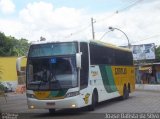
[
  {"left": 13, "top": 38, "right": 31, "bottom": 56},
  {"left": 0, "top": 33, "right": 17, "bottom": 56},
  {"left": 155, "top": 45, "right": 160, "bottom": 61},
  {"left": 0, "top": 32, "right": 30, "bottom": 56}
]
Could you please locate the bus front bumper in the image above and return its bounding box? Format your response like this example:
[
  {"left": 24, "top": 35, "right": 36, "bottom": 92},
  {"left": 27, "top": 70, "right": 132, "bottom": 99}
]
[{"left": 27, "top": 96, "right": 84, "bottom": 109}]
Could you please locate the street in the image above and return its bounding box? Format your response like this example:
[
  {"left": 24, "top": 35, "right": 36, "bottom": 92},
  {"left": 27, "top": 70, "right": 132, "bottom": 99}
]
[{"left": 0, "top": 90, "right": 160, "bottom": 119}]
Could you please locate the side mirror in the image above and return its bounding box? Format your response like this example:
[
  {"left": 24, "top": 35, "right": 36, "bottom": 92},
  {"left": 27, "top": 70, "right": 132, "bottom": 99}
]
[
  {"left": 16, "top": 56, "right": 26, "bottom": 73},
  {"left": 76, "top": 52, "right": 82, "bottom": 69}
]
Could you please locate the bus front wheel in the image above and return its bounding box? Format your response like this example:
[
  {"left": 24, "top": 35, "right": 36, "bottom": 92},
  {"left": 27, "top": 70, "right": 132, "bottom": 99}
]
[{"left": 88, "top": 91, "right": 98, "bottom": 111}]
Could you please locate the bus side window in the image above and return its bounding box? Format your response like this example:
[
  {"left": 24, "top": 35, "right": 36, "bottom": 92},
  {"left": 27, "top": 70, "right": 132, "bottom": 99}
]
[{"left": 90, "top": 43, "right": 115, "bottom": 65}]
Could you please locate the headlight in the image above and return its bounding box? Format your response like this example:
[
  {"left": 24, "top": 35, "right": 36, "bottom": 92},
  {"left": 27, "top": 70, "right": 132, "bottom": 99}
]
[
  {"left": 65, "top": 91, "right": 80, "bottom": 98},
  {"left": 26, "top": 93, "right": 35, "bottom": 98}
]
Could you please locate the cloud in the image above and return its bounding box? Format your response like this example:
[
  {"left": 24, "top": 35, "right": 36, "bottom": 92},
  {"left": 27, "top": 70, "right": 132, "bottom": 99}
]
[
  {"left": 18, "top": 1, "right": 89, "bottom": 41},
  {"left": 0, "top": 19, "right": 24, "bottom": 38},
  {"left": 0, "top": 0, "right": 160, "bottom": 46},
  {"left": 0, "top": 0, "right": 15, "bottom": 14},
  {"left": 94, "top": 0, "right": 160, "bottom": 46}
]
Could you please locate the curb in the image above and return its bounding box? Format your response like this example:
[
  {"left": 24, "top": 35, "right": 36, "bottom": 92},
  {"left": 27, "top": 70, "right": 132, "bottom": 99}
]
[{"left": 135, "top": 84, "right": 160, "bottom": 92}]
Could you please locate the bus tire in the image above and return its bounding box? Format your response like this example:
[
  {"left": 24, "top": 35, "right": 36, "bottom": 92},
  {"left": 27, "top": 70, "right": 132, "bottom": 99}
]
[
  {"left": 49, "top": 109, "right": 55, "bottom": 113},
  {"left": 128, "top": 83, "right": 131, "bottom": 93},
  {"left": 88, "top": 90, "right": 98, "bottom": 111},
  {"left": 120, "top": 86, "right": 129, "bottom": 100},
  {"left": 126, "top": 88, "right": 129, "bottom": 99}
]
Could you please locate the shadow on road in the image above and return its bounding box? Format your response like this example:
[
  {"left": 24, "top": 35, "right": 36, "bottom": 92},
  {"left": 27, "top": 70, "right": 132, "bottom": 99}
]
[
  {"left": 21, "top": 96, "right": 135, "bottom": 119},
  {"left": 19, "top": 108, "right": 101, "bottom": 119},
  {"left": 96, "top": 95, "right": 135, "bottom": 110}
]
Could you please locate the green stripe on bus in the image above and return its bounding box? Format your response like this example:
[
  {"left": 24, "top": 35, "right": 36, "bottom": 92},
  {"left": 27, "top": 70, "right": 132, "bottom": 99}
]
[
  {"left": 50, "top": 90, "right": 67, "bottom": 97},
  {"left": 105, "top": 66, "right": 117, "bottom": 92},
  {"left": 50, "top": 91, "right": 59, "bottom": 97},
  {"left": 57, "top": 90, "right": 67, "bottom": 97},
  {"left": 99, "top": 65, "right": 113, "bottom": 93}
]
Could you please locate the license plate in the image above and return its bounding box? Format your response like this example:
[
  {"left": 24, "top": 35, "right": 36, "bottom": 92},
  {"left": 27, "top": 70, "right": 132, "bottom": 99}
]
[{"left": 46, "top": 102, "right": 55, "bottom": 106}]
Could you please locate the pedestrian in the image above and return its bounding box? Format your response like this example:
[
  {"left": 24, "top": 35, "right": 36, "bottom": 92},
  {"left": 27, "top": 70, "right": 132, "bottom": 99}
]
[{"left": 150, "top": 75, "right": 155, "bottom": 84}]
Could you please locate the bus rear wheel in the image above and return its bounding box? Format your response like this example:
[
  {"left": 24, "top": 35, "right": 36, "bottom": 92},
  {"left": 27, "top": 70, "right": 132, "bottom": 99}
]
[
  {"left": 49, "top": 109, "right": 56, "bottom": 113},
  {"left": 120, "top": 86, "right": 129, "bottom": 100}
]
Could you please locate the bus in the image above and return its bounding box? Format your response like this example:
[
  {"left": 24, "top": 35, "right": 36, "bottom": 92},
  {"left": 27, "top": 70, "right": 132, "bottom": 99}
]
[{"left": 16, "top": 40, "right": 135, "bottom": 113}]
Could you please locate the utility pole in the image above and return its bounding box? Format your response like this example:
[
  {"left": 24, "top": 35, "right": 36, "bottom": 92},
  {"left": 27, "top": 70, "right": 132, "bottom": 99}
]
[{"left": 91, "top": 18, "right": 95, "bottom": 40}]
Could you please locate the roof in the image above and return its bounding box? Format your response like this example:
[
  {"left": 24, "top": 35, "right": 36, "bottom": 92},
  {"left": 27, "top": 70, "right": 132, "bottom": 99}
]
[
  {"left": 31, "top": 40, "right": 78, "bottom": 45},
  {"left": 90, "top": 40, "right": 131, "bottom": 52},
  {"left": 139, "top": 66, "right": 152, "bottom": 71},
  {"left": 153, "top": 62, "right": 160, "bottom": 65},
  {"left": 30, "top": 39, "right": 131, "bottom": 52},
  {"left": 134, "top": 62, "right": 160, "bottom": 66}
]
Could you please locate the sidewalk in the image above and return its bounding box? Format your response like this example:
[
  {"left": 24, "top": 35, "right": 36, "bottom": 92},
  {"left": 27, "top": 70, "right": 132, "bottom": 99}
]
[{"left": 136, "top": 84, "right": 160, "bottom": 92}]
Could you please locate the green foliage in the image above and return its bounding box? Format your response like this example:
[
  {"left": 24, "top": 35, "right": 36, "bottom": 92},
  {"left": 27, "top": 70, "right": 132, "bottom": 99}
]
[
  {"left": 13, "top": 38, "right": 31, "bottom": 56},
  {"left": 155, "top": 45, "right": 160, "bottom": 61},
  {"left": 0, "top": 32, "right": 30, "bottom": 56}
]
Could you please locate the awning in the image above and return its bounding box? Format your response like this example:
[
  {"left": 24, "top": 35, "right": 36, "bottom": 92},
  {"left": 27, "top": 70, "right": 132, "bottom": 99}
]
[
  {"left": 139, "top": 67, "right": 152, "bottom": 73},
  {"left": 139, "top": 67, "right": 152, "bottom": 70}
]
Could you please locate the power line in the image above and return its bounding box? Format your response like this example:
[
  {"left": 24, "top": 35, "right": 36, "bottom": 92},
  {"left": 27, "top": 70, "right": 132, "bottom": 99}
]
[
  {"left": 118, "top": 0, "right": 143, "bottom": 12},
  {"left": 99, "top": 30, "right": 112, "bottom": 40},
  {"left": 132, "top": 34, "right": 160, "bottom": 44},
  {"left": 96, "top": 0, "right": 144, "bottom": 24},
  {"left": 65, "top": 0, "right": 144, "bottom": 39},
  {"left": 95, "top": 12, "right": 118, "bottom": 24},
  {"left": 65, "top": 24, "right": 91, "bottom": 38},
  {"left": 94, "top": 0, "right": 144, "bottom": 40},
  {"left": 120, "top": 34, "right": 160, "bottom": 46}
]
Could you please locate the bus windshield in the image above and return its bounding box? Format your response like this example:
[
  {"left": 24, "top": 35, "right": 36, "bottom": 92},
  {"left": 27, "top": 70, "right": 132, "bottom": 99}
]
[
  {"left": 29, "top": 42, "right": 77, "bottom": 57},
  {"left": 27, "top": 42, "right": 78, "bottom": 90},
  {"left": 27, "top": 56, "right": 77, "bottom": 90}
]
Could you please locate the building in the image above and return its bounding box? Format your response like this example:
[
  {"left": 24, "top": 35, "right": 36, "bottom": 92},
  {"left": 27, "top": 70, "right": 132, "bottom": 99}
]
[
  {"left": 136, "top": 62, "right": 160, "bottom": 84},
  {"left": 0, "top": 57, "right": 26, "bottom": 91}
]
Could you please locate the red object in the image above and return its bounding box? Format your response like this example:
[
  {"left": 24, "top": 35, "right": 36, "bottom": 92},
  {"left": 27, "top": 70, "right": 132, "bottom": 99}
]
[{"left": 15, "top": 85, "right": 26, "bottom": 94}]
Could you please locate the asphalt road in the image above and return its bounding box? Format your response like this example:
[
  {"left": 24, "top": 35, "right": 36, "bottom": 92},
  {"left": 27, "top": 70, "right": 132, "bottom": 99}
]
[{"left": 0, "top": 90, "right": 160, "bottom": 119}]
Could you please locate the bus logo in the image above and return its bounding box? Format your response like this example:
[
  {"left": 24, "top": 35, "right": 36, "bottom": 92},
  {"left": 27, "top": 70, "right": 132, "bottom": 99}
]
[
  {"left": 83, "top": 93, "right": 90, "bottom": 104},
  {"left": 91, "top": 71, "right": 98, "bottom": 77},
  {"left": 115, "top": 68, "right": 127, "bottom": 75}
]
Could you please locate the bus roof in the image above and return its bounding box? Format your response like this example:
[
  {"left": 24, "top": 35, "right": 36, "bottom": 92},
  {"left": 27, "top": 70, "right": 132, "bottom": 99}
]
[
  {"left": 89, "top": 40, "right": 131, "bottom": 52},
  {"left": 30, "top": 39, "right": 131, "bottom": 52},
  {"left": 30, "top": 40, "right": 80, "bottom": 45}
]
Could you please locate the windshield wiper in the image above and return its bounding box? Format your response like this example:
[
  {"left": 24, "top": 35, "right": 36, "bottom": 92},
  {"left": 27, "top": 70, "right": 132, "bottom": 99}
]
[{"left": 29, "top": 81, "right": 42, "bottom": 85}]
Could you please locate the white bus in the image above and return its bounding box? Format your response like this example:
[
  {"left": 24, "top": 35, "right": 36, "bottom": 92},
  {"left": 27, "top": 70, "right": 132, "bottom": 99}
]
[{"left": 17, "top": 40, "right": 135, "bottom": 113}]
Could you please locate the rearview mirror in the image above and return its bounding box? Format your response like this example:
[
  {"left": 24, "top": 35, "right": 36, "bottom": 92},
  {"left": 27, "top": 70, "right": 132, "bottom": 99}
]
[
  {"left": 76, "top": 52, "right": 82, "bottom": 69},
  {"left": 16, "top": 56, "right": 26, "bottom": 73}
]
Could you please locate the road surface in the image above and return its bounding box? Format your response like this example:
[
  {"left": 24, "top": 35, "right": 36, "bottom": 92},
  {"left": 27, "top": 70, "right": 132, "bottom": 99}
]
[{"left": 0, "top": 90, "right": 160, "bottom": 119}]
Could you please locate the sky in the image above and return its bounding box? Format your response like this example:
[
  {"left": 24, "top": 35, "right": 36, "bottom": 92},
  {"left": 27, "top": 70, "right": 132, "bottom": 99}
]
[{"left": 0, "top": 0, "right": 160, "bottom": 46}]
